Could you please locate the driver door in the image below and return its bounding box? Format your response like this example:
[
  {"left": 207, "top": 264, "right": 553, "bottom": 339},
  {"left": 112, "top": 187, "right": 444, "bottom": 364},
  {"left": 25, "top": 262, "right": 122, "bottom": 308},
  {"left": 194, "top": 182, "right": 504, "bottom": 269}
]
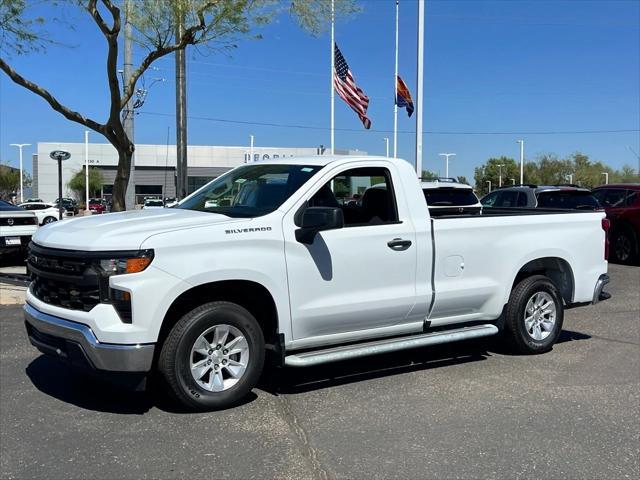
[{"left": 283, "top": 162, "right": 420, "bottom": 342}]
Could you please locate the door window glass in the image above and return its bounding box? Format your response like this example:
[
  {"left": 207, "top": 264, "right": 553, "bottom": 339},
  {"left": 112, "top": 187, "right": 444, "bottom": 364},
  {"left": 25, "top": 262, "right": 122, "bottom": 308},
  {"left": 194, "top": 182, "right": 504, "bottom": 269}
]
[
  {"left": 309, "top": 167, "right": 399, "bottom": 226},
  {"left": 625, "top": 190, "right": 639, "bottom": 206},
  {"left": 593, "top": 189, "right": 626, "bottom": 207}
]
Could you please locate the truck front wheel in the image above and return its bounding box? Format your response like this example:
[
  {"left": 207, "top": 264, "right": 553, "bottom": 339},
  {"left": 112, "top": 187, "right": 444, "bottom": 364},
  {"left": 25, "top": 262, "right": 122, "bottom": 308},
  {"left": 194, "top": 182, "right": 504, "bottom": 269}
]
[
  {"left": 503, "top": 275, "right": 564, "bottom": 354},
  {"left": 158, "top": 301, "right": 265, "bottom": 411}
]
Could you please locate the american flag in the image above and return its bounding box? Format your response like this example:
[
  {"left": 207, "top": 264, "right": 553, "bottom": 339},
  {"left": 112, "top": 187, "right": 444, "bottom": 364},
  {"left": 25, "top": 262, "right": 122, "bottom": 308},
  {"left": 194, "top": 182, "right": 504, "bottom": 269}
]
[{"left": 334, "top": 43, "right": 371, "bottom": 129}]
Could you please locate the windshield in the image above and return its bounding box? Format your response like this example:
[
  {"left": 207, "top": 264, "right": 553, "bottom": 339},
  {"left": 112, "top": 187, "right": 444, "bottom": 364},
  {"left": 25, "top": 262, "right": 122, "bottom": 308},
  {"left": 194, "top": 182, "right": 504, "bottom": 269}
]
[
  {"left": 536, "top": 191, "right": 601, "bottom": 210},
  {"left": 423, "top": 188, "right": 479, "bottom": 206},
  {"left": 178, "top": 163, "right": 322, "bottom": 218}
]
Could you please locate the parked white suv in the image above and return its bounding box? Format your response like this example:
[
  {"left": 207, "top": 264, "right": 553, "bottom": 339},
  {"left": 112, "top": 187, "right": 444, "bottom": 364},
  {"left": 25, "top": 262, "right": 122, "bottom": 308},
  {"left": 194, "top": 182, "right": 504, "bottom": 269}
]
[
  {"left": 24, "top": 157, "right": 609, "bottom": 410},
  {"left": 421, "top": 178, "right": 482, "bottom": 216},
  {"left": 18, "top": 202, "right": 60, "bottom": 225},
  {"left": 0, "top": 200, "right": 38, "bottom": 258}
]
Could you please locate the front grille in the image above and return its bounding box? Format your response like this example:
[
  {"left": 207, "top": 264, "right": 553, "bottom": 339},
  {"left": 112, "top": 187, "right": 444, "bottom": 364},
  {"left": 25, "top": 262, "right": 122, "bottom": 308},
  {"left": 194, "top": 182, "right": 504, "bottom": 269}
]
[
  {"left": 1, "top": 216, "right": 37, "bottom": 226},
  {"left": 31, "top": 276, "right": 100, "bottom": 311},
  {"left": 28, "top": 244, "right": 103, "bottom": 312}
]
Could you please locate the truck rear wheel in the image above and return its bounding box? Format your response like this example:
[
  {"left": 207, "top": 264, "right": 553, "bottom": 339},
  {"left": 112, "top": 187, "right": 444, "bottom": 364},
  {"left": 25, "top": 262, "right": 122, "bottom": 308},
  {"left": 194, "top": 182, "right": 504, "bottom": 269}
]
[
  {"left": 158, "top": 301, "right": 265, "bottom": 411},
  {"left": 503, "top": 275, "right": 564, "bottom": 354}
]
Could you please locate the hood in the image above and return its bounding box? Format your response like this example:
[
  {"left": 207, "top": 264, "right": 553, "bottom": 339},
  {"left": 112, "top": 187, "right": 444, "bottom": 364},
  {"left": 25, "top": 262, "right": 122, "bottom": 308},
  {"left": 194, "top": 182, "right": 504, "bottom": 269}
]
[{"left": 32, "top": 208, "right": 240, "bottom": 251}]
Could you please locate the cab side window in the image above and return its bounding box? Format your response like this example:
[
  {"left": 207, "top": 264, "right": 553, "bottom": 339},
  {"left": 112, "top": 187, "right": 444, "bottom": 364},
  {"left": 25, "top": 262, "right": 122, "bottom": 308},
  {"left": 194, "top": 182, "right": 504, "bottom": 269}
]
[{"left": 309, "top": 167, "right": 399, "bottom": 226}]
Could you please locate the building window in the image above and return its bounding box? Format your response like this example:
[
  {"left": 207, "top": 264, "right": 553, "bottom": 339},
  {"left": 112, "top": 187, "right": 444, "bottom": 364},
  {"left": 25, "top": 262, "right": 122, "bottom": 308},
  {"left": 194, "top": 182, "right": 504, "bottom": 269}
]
[
  {"left": 188, "top": 176, "right": 215, "bottom": 195},
  {"left": 135, "top": 185, "right": 163, "bottom": 205}
]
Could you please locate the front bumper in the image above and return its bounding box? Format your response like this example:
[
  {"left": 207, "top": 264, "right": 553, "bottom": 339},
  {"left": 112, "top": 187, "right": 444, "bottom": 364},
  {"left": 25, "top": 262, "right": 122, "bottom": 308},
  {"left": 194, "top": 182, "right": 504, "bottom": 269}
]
[
  {"left": 24, "top": 302, "right": 155, "bottom": 373},
  {"left": 592, "top": 274, "right": 611, "bottom": 304}
]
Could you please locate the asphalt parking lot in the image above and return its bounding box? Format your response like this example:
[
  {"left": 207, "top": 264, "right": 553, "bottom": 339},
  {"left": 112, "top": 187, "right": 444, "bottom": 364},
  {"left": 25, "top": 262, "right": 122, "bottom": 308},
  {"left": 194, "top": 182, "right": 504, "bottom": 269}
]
[{"left": 1, "top": 264, "right": 638, "bottom": 480}]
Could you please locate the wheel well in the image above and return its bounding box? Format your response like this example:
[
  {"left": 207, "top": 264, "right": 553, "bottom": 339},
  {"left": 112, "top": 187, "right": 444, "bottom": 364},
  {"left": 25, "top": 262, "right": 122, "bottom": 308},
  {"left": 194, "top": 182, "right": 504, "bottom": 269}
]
[
  {"left": 158, "top": 280, "right": 279, "bottom": 351},
  {"left": 512, "top": 257, "right": 574, "bottom": 305}
]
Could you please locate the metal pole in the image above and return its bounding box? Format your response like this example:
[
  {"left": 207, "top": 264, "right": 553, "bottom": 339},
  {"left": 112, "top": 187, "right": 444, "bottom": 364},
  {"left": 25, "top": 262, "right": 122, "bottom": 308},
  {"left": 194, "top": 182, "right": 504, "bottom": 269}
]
[
  {"left": 602, "top": 172, "right": 609, "bottom": 184},
  {"left": 85, "top": 131, "right": 89, "bottom": 210},
  {"left": 497, "top": 164, "right": 504, "bottom": 187},
  {"left": 415, "top": 0, "right": 425, "bottom": 176},
  {"left": 123, "top": 0, "right": 135, "bottom": 209},
  {"left": 10, "top": 144, "right": 30, "bottom": 203},
  {"left": 517, "top": 140, "right": 524, "bottom": 185},
  {"left": 384, "top": 138, "right": 389, "bottom": 157},
  {"left": 250, "top": 135, "right": 254, "bottom": 162},
  {"left": 175, "top": 5, "right": 188, "bottom": 200},
  {"left": 511, "top": 178, "right": 516, "bottom": 185},
  {"left": 19, "top": 147, "right": 23, "bottom": 203},
  {"left": 486, "top": 180, "right": 491, "bottom": 193},
  {"left": 439, "top": 153, "right": 455, "bottom": 178},
  {"left": 57, "top": 159, "right": 63, "bottom": 220},
  {"left": 330, "top": 0, "right": 335, "bottom": 155},
  {"left": 393, "top": 0, "right": 399, "bottom": 159}
]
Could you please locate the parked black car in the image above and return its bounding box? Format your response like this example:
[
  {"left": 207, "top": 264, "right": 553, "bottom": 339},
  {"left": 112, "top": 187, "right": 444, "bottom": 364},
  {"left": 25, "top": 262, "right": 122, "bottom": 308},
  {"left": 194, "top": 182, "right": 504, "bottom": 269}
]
[
  {"left": 481, "top": 185, "right": 601, "bottom": 210},
  {"left": 53, "top": 198, "right": 79, "bottom": 215}
]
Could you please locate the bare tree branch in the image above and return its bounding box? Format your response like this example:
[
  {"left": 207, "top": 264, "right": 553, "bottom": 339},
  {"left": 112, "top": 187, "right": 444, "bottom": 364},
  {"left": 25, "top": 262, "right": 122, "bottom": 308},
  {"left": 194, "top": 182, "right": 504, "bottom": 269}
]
[
  {"left": 120, "top": 1, "right": 219, "bottom": 108},
  {"left": 86, "top": 0, "right": 113, "bottom": 36},
  {"left": 87, "top": 0, "right": 125, "bottom": 139},
  {"left": 0, "top": 57, "right": 104, "bottom": 133}
]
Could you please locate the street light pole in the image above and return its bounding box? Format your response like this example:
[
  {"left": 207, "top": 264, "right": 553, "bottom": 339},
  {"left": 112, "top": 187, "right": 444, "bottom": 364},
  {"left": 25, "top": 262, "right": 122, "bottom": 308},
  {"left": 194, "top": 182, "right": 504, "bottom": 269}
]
[
  {"left": 250, "top": 135, "right": 254, "bottom": 162},
  {"left": 439, "top": 153, "right": 456, "bottom": 178},
  {"left": 497, "top": 164, "right": 505, "bottom": 187},
  {"left": 384, "top": 138, "right": 389, "bottom": 157},
  {"left": 516, "top": 140, "right": 524, "bottom": 185},
  {"left": 486, "top": 180, "right": 492, "bottom": 193},
  {"left": 10, "top": 143, "right": 30, "bottom": 203},
  {"left": 567, "top": 174, "right": 573, "bottom": 184},
  {"left": 601, "top": 172, "right": 609, "bottom": 184},
  {"left": 511, "top": 178, "right": 516, "bottom": 185}
]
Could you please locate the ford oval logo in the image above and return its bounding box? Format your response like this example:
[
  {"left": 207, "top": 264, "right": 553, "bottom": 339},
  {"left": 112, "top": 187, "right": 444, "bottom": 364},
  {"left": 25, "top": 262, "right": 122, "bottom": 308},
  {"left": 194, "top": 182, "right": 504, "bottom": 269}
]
[
  {"left": 7, "top": 218, "right": 14, "bottom": 226},
  {"left": 49, "top": 150, "right": 71, "bottom": 161}
]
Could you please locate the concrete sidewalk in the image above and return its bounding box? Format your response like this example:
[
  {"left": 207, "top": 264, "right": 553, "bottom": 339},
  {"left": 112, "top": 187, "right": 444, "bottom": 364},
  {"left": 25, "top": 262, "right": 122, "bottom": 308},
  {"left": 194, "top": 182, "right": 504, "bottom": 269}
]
[{"left": 0, "top": 282, "right": 26, "bottom": 305}]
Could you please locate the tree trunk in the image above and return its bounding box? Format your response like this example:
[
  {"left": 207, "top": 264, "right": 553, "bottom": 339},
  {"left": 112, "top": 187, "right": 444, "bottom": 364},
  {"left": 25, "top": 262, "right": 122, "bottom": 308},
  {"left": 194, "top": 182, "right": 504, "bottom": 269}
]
[{"left": 111, "top": 146, "right": 133, "bottom": 212}]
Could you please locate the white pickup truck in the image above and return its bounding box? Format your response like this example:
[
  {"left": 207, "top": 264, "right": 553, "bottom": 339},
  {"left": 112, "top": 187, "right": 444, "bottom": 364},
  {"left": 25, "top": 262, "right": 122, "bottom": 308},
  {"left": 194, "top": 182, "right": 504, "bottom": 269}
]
[{"left": 24, "top": 156, "right": 610, "bottom": 410}]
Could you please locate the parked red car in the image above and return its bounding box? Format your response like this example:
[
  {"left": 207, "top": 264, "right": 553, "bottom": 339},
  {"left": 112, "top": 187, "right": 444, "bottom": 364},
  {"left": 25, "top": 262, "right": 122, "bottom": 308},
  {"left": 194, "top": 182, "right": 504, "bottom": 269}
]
[
  {"left": 592, "top": 184, "right": 640, "bottom": 264},
  {"left": 88, "top": 198, "right": 106, "bottom": 214}
]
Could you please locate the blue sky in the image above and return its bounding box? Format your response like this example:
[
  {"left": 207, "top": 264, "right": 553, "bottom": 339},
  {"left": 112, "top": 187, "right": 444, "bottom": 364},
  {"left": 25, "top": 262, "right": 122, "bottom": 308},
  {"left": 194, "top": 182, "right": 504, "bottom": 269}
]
[{"left": 1, "top": 0, "right": 639, "bottom": 182}]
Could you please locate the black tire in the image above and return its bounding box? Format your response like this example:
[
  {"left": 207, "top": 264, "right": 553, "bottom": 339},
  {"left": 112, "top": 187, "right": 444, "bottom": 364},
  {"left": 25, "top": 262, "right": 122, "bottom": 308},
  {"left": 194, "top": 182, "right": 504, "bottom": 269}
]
[
  {"left": 611, "top": 226, "right": 638, "bottom": 265},
  {"left": 503, "top": 275, "right": 564, "bottom": 354},
  {"left": 42, "top": 216, "right": 57, "bottom": 225},
  {"left": 158, "top": 301, "right": 264, "bottom": 411}
]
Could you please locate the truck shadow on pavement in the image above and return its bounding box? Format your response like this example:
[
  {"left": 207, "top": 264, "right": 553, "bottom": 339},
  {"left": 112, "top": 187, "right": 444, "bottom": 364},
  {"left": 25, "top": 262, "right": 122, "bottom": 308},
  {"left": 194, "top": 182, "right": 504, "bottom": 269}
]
[
  {"left": 24, "top": 329, "right": 590, "bottom": 414},
  {"left": 260, "top": 328, "right": 591, "bottom": 395},
  {"left": 25, "top": 356, "right": 259, "bottom": 415}
]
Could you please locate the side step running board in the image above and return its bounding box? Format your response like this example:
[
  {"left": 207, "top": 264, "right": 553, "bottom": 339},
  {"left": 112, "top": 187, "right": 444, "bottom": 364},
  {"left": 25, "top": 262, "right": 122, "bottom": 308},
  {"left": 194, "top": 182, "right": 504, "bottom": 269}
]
[{"left": 284, "top": 324, "right": 499, "bottom": 367}]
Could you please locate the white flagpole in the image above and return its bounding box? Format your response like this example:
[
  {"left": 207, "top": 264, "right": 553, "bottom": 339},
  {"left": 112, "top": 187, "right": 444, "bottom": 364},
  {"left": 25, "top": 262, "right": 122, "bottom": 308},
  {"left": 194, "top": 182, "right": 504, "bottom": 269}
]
[
  {"left": 393, "top": 0, "right": 399, "bottom": 159},
  {"left": 330, "top": 0, "right": 335, "bottom": 155},
  {"left": 85, "top": 130, "right": 89, "bottom": 211},
  {"left": 415, "top": 0, "right": 424, "bottom": 177}
]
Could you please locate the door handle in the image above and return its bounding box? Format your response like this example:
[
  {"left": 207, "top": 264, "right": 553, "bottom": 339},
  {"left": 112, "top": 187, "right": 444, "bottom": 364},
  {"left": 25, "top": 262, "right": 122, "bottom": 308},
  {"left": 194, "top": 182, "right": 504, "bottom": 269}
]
[{"left": 387, "top": 238, "right": 412, "bottom": 251}]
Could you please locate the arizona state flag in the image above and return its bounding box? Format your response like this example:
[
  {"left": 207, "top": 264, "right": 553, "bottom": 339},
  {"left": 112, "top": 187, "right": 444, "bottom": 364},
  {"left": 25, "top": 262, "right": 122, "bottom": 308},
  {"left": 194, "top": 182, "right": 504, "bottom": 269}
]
[{"left": 396, "top": 75, "right": 414, "bottom": 117}]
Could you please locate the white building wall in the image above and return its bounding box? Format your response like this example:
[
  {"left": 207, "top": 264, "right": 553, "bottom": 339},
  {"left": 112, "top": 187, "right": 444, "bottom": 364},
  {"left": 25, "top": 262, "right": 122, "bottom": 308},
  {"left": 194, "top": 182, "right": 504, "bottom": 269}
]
[{"left": 35, "top": 143, "right": 327, "bottom": 202}]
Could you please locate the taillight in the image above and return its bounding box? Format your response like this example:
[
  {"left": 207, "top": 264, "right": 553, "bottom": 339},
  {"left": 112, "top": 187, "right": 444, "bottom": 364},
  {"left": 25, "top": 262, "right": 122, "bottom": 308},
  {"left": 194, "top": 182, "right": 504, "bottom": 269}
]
[{"left": 601, "top": 217, "right": 610, "bottom": 260}]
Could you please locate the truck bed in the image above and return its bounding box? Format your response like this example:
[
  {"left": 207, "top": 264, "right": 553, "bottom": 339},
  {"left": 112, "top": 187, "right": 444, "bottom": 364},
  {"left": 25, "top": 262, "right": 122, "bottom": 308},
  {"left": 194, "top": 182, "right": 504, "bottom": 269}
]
[{"left": 431, "top": 206, "right": 599, "bottom": 220}]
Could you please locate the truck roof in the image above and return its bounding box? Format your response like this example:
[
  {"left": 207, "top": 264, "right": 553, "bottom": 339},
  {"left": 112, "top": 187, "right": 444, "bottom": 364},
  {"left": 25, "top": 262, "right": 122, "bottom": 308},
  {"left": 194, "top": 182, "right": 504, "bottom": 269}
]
[{"left": 249, "top": 155, "right": 392, "bottom": 167}]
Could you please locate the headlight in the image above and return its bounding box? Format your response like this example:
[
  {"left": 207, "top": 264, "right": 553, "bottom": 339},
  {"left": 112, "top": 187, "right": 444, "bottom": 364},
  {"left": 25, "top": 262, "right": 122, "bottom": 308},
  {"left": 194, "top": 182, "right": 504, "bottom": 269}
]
[{"left": 98, "top": 250, "right": 154, "bottom": 275}]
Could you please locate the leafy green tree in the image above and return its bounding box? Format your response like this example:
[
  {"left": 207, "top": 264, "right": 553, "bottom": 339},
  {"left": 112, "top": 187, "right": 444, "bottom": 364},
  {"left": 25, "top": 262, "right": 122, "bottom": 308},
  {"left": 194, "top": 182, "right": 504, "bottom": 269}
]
[
  {"left": 612, "top": 164, "right": 639, "bottom": 183},
  {"left": 421, "top": 169, "right": 438, "bottom": 181},
  {"left": 0, "top": 162, "right": 20, "bottom": 199},
  {"left": 67, "top": 167, "right": 105, "bottom": 203},
  {"left": 0, "top": 0, "right": 358, "bottom": 212},
  {"left": 455, "top": 175, "right": 469, "bottom": 185},
  {"left": 473, "top": 157, "right": 518, "bottom": 196}
]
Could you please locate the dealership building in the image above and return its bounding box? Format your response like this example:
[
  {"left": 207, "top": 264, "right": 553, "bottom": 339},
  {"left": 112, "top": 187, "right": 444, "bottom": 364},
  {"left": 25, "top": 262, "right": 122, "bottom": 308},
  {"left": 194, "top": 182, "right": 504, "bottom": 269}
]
[{"left": 32, "top": 142, "right": 363, "bottom": 204}]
